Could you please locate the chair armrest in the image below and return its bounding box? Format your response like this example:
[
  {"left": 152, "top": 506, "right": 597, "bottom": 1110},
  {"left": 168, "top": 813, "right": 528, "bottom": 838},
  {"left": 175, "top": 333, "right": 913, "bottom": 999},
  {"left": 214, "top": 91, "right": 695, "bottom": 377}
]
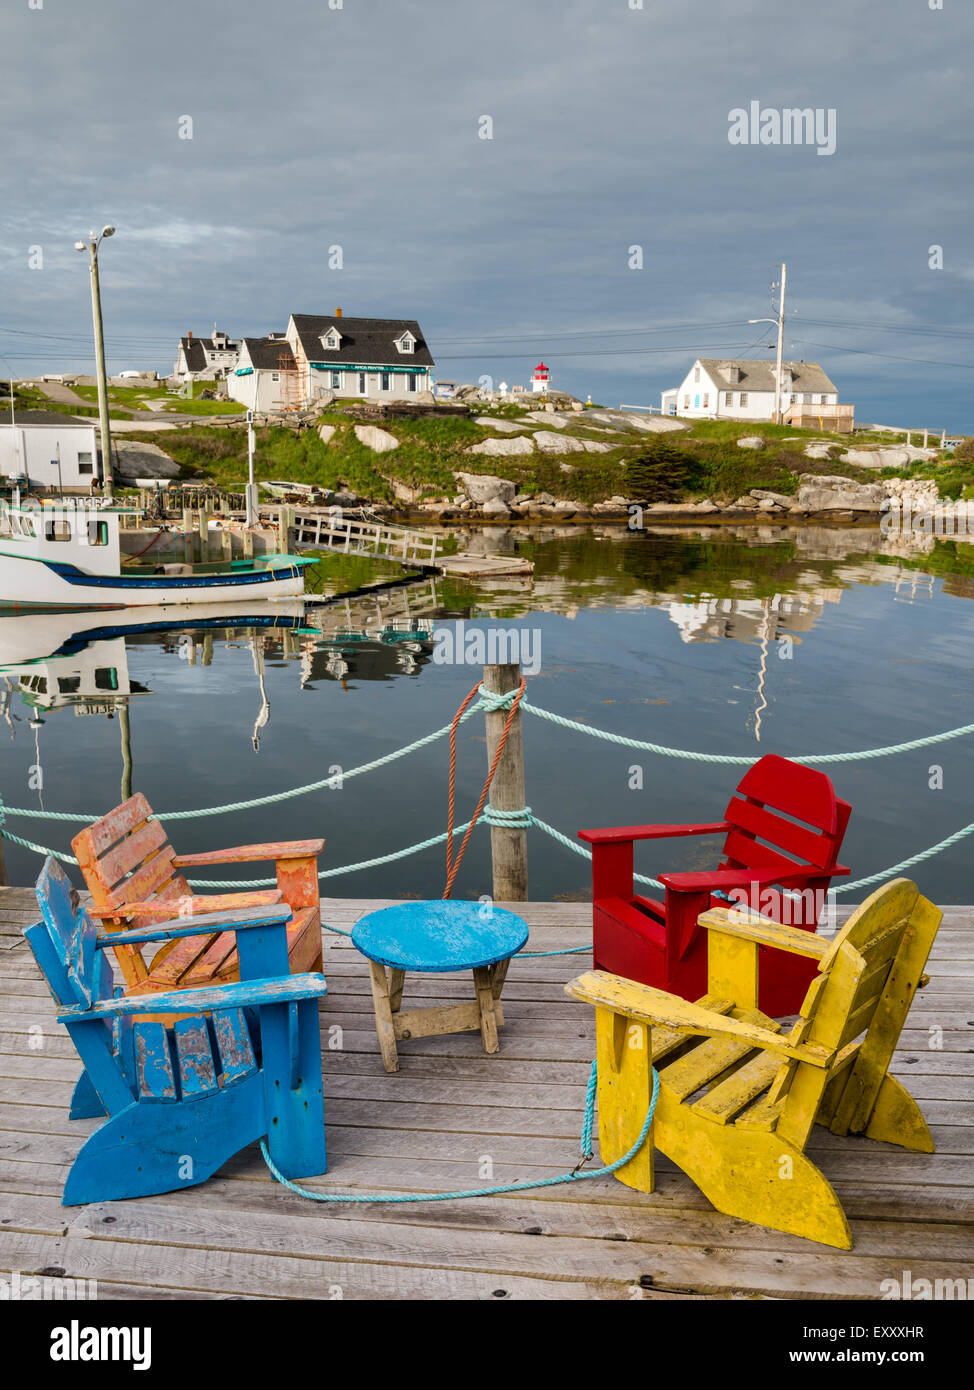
[
  {"left": 60, "top": 970, "right": 328, "bottom": 1022},
  {"left": 172, "top": 839, "right": 325, "bottom": 868},
  {"left": 565, "top": 969, "right": 832, "bottom": 1066},
  {"left": 697, "top": 905, "right": 831, "bottom": 960},
  {"left": 658, "top": 866, "right": 820, "bottom": 893},
  {"left": 579, "top": 821, "right": 730, "bottom": 847},
  {"left": 91, "top": 891, "right": 282, "bottom": 921},
  {"left": 94, "top": 903, "right": 293, "bottom": 950}
]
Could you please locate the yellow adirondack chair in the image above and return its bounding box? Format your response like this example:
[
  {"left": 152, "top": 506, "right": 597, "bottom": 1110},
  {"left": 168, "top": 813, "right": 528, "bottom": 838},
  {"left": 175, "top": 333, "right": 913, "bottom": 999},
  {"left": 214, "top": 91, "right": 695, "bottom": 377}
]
[{"left": 565, "top": 878, "right": 941, "bottom": 1249}]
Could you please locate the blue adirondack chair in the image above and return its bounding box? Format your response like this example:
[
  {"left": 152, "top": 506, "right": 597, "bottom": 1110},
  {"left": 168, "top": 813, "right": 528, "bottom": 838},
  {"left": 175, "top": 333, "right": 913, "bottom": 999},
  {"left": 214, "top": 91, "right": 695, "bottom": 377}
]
[{"left": 29, "top": 856, "right": 328, "bottom": 1206}]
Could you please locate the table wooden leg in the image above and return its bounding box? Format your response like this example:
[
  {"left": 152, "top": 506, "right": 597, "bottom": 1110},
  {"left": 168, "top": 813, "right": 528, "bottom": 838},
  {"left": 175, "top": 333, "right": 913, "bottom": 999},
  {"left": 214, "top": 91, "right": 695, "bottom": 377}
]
[
  {"left": 368, "top": 961, "right": 400, "bottom": 1073},
  {"left": 472, "top": 967, "right": 499, "bottom": 1054},
  {"left": 489, "top": 958, "right": 510, "bottom": 999},
  {"left": 388, "top": 968, "right": 406, "bottom": 1013}
]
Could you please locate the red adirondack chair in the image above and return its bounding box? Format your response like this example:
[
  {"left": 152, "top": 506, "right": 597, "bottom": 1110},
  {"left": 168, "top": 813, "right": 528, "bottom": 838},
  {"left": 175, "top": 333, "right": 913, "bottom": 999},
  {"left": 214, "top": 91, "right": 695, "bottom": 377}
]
[{"left": 579, "top": 754, "right": 851, "bottom": 1016}]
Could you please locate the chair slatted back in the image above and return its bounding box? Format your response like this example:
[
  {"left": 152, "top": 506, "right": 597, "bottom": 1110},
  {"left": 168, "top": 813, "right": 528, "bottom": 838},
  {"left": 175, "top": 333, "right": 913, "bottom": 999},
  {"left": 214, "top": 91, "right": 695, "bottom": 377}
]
[
  {"left": 775, "top": 879, "right": 940, "bottom": 1146},
  {"left": 34, "top": 857, "right": 114, "bottom": 1005},
  {"left": 29, "top": 859, "right": 112, "bottom": 1011},
  {"left": 719, "top": 755, "right": 851, "bottom": 924},
  {"left": 71, "top": 794, "right": 192, "bottom": 984}
]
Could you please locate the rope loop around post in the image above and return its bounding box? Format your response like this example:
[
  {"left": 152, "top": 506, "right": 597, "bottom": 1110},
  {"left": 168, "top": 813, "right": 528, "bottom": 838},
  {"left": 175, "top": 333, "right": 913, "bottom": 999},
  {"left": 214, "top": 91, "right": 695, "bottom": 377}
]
[{"left": 482, "top": 806, "right": 534, "bottom": 828}]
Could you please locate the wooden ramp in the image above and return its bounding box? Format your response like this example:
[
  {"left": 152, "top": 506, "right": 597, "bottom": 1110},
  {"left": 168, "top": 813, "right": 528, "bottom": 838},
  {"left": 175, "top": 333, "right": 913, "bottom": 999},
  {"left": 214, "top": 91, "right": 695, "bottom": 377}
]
[{"left": 1, "top": 891, "right": 972, "bottom": 1300}]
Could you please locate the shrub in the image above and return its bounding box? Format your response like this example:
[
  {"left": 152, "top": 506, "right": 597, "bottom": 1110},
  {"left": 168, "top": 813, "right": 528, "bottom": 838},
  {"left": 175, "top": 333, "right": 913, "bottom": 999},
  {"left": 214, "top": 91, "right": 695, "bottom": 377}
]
[{"left": 624, "top": 439, "right": 705, "bottom": 502}]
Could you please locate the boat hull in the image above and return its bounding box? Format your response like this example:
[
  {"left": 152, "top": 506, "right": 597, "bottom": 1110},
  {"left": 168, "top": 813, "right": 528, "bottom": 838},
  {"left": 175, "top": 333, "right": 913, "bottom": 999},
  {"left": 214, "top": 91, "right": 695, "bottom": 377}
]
[{"left": 0, "top": 551, "right": 308, "bottom": 610}]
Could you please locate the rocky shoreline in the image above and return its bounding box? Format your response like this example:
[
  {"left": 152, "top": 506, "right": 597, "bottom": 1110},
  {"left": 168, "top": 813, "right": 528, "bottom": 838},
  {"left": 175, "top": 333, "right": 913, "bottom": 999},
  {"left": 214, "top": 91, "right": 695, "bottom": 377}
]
[{"left": 387, "top": 471, "right": 970, "bottom": 530}]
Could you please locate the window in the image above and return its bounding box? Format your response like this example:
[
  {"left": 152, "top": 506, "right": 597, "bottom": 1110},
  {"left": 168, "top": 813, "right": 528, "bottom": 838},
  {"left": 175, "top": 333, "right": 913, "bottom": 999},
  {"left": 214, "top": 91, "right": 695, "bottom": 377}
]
[
  {"left": 77, "top": 451, "right": 93, "bottom": 475},
  {"left": 397, "top": 334, "right": 415, "bottom": 354},
  {"left": 683, "top": 396, "right": 690, "bottom": 409},
  {"left": 408, "top": 375, "right": 417, "bottom": 393},
  {"left": 693, "top": 367, "right": 700, "bottom": 383},
  {"left": 331, "top": 372, "right": 341, "bottom": 389},
  {"left": 790, "top": 394, "right": 798, "bottom": 405},
  {"left": 381, "top": 372, "right": 391, "bottom": 391},
  {"left": 94, "top": 668, "right": 119, "bottom": 692},
  {"left": 57, "top": 676, "right": 81, "bottom": 694},
  {"left": 820, "top": 394, "right": 829, "bottom": 405},
  {"left": 724, "top": 392, "right": 733, "bottom": 406},
  {"left": 803, "top": 393, "right": 812, "bottom": 404},
  {"left": 702, "top": 394, "right": 709, "bottom": 408},
  {"left": 358, "top": 372, "right": 366, "bottom": 393},
  {"left": 87, "top": 520, "right": 109, "bottom": 547},
  {"left": 44, "top": 520, "right": 71, "bottom": 542},
  {"left": 739, "top": 393, "right": 748, "bottom": 406}
]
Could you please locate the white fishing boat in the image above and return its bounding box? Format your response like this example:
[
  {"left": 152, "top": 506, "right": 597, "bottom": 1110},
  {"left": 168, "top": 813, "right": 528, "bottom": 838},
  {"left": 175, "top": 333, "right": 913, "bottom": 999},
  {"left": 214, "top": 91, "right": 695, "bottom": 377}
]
[{"left": 0, "top": 501, "right": 310, "bottom": 610}]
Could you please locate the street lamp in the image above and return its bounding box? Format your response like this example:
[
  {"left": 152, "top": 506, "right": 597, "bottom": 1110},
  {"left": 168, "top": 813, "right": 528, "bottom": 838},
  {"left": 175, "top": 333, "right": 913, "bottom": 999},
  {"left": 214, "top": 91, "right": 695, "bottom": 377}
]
[{"left": 75, "top": 226, "right": 116, "bottom": 500}]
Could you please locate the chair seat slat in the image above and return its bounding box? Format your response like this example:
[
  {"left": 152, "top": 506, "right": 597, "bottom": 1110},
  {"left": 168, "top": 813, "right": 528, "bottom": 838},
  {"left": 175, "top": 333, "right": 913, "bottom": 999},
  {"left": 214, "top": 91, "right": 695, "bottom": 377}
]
[
  {"left": 212, "top": 1009, "right": 257, "bottom": 1085},
  {"left": 174, "top": 1018, "right": 219, "bottom": 1099},
  {"left": 134, "top": 1020, "right": 178, "bottom": 1102}
]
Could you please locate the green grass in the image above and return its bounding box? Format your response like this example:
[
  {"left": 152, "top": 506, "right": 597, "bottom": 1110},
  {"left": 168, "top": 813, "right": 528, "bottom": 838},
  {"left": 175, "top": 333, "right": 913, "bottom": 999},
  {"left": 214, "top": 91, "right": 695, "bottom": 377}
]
[
  {"left": 70, "top": 382, "right": 243, "bottom": 416},
  {"left": 0, "top": 381, "right": 115, "bottom": 419}
]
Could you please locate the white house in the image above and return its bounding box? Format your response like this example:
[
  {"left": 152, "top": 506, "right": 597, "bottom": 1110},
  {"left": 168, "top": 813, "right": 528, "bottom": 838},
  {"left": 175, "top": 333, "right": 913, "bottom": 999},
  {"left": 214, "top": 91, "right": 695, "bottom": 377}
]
[
  {"left": 226, "top": 336, "right": 296, "bottom": 413},
  {"left": 173, "top": 329, "right": 240, "bottom": 384},
  {"left": 0, "top": 413, "right": 101, "bottom": 491},
  {"left": 286, "top": 312, "right": 435, "bottom": 405},
  {"left": 662, "top": 359, "right": 850, "bottom": 428}
]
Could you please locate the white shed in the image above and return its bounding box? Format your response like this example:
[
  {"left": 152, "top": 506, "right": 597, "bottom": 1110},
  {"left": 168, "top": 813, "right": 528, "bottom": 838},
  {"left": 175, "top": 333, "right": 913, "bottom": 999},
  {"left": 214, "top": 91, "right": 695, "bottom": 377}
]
[{"left": 0, "top": 413, "right": 101, "bottom": 491}]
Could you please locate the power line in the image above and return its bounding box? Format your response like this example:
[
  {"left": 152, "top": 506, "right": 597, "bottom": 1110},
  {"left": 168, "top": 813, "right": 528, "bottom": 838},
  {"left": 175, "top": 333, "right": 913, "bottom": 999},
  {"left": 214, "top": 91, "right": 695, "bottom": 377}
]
[{"left": 791, "top": 338, "right": 974, "bottom": 370}]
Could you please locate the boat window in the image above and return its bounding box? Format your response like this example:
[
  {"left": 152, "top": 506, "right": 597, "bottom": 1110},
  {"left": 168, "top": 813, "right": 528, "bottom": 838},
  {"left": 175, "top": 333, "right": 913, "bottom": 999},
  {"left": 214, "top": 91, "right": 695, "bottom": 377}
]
[
  {"left": 23, "top": 675, "right": 47, "bottom": 693},
  {"left": 44, "top": 520, "right": 72, "bottom": 542},
  {"left": 94, "top": 668, "right": 119, "bottom": 691},
  {"left": 57, "top": 676, "right": 81, "bottom": 694},
  {"left": 88, "top": 520, "right": 109, "bottom": 546}
]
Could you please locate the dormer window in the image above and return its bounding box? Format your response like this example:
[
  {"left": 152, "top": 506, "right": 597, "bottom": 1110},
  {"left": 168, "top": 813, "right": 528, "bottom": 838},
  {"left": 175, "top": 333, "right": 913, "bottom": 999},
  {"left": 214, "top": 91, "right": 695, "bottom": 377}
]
[
  {"left": 321, "top": 329, "right": 341, "bottom": 352},
  {"left": 396, "top": 332, "right": 416, "bottom": 354}
]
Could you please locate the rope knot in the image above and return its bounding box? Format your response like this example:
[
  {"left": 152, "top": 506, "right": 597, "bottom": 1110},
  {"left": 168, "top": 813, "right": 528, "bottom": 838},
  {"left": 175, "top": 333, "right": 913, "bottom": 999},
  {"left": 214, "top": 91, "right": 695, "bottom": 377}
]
[{"left": 475, "top": 684, "right": 519, "bottom": 713}]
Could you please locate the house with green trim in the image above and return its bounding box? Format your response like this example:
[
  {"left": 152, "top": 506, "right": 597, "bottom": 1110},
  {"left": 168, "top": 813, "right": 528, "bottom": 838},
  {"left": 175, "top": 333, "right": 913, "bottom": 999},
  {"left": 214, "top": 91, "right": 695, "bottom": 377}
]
[{"left": 286, "top": 312, "right": 435, "bottom": 405}]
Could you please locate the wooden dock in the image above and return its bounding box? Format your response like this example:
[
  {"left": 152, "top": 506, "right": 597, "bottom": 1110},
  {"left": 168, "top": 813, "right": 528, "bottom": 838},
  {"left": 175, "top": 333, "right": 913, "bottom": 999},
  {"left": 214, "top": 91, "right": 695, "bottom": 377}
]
[{"left": 1, "top": 892, "right": 972, "bottom": 1300}]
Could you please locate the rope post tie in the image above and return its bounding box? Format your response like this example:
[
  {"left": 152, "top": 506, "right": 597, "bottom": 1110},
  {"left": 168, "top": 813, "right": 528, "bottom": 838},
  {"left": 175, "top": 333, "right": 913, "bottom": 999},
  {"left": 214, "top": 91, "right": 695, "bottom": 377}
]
[{"left": 480, "top": 664, "right": 529, "bottom": 903}]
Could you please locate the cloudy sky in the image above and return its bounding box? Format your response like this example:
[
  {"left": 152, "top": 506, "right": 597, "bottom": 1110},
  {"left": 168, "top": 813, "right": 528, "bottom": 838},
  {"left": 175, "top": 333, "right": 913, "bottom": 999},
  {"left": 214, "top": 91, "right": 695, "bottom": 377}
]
[{"left": 1, "top": 0, "right": 971, "bottom": 428}]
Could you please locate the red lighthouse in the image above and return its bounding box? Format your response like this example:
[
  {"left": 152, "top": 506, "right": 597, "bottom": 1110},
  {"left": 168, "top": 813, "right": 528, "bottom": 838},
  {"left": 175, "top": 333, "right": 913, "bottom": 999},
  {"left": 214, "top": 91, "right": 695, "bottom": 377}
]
[{"left": 531, "top": 361, "right": 550, "bottom": 394}]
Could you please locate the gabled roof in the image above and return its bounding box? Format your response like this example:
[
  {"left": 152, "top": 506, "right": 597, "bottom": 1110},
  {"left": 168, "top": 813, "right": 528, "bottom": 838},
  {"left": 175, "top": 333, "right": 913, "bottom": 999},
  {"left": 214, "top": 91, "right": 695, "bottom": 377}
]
[
  {"left": 697, "top": 359, "right": 838, "bottom": 394},
  {"left": 179, "top": 336, "right": 240, "bottom": 371},
  {"left": 289, "top": 315, "right": 435, "bottom": 367},
  {"left": 240, "top": 337, "right": 296, "bottom": 371}
]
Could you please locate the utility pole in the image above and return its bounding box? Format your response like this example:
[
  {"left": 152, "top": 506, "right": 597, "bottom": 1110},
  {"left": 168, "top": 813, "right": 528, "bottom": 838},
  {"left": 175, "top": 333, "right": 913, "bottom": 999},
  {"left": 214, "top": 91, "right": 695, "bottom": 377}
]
[
  {"left": 76, "top": 227, "right": 116, "bottom": 501},
  {"left": 773, "top": 261, "right": 787, "bottom": 426},
  {"left": 245, "top": 408, "right": 258, "bottom": 526}
]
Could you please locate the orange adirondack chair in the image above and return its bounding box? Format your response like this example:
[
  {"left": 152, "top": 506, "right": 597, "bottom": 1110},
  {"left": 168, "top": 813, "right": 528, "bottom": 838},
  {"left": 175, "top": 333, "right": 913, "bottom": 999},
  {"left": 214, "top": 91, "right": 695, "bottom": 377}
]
[{"left": 72, "top": 793, "right": 323, "bottom": 995}]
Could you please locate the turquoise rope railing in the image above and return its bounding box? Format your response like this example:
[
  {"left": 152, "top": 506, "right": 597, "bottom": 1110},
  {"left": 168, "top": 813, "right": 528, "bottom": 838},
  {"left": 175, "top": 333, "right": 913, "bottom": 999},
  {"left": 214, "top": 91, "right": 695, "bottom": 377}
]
[
  {"left": 260, "top": 1060, "right": 660, "bottom": 1205},
  {"left": 3, "top": 683, "right": 973, "bottom": 826},
  {"left": 2, "top": 683, "right": 972, "bottom": 904}
]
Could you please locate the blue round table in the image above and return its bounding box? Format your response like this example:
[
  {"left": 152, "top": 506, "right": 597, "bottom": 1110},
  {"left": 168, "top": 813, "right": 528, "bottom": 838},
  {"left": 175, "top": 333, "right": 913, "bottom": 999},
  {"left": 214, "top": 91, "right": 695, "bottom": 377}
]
[{"left": 352, "top": 901, "right": 529, "bottom": 1071}]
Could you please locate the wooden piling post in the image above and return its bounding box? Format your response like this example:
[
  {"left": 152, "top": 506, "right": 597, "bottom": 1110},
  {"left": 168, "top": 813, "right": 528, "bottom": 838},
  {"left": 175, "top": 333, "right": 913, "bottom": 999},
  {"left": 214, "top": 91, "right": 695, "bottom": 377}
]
[{"left": 483, "top": 663, "right": 528, "bottom": 902}]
